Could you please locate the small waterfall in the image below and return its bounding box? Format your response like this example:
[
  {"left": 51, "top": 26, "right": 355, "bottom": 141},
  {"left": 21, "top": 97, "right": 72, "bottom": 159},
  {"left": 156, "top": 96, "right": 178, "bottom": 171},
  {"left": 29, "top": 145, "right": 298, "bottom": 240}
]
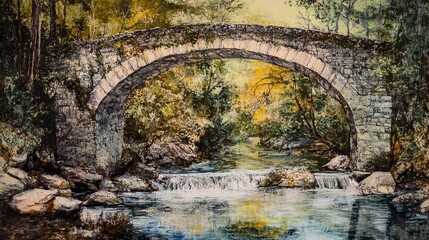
[
  {"left": 314, "top": 173, "right": 358, "bottom": 190},
  {"left": 160, "top": 171, "right": 267, "bottom": 191},
  {"left": 160, "top": 171, "right": 357, "bottom": 191}
]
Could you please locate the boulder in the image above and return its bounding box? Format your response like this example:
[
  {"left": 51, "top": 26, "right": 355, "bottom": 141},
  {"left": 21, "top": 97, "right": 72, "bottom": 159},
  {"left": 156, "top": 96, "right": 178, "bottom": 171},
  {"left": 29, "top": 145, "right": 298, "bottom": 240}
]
[
  {"left": 0, "top": 156, "right": 6, "bottom": 168},
  {"left": 61, "top": 167, "right": 103, "bottom": 191},
  {"left": 52, "top": 197, "right": 82, "bottom": 212},
  {"left": 259, "top": 167, "right": 315, "bottom": 189},
  {"left": 323, "top": 155, "right": 350, "bottom": 171},
  {"left": 58, "top": 189, "right": 73, "bottom": 197},
  {"left": 9, "top": 153, "right": 27, "bottom": 168},
  {"left": 391, "top": 161, "right": 412, "bottom": 181},
  {"left": 421, "top": 199, "right": 429, "bottom": 213},
  {"left": 86, "top": 191, "right": 123, "bottom": 206},
  {"left": 6, "top": 168, "right": 28, "bottom": 182},
  {"left": 111, "top": 174, "right": 158, "bottom": 192},
  {"left": 146, "top": 141, "right": 198, "bottom": 167},
  {"left": 10, "top": 188, "right": 58, "bottom": 214},
  {"left": 392, "top": 192, "right": 428, "bottom": 206},
  {"left": 40, "top": 174, "right": 70, "bottom": 189},
  {"left": 351, "top": 171, "right": 371, "bottom": 182},
  {"left": 0, "top": 169, "right": 24, "bottom": 199},
  {"left": 358, "top": 172, "right": 396, "bottom": 195}
]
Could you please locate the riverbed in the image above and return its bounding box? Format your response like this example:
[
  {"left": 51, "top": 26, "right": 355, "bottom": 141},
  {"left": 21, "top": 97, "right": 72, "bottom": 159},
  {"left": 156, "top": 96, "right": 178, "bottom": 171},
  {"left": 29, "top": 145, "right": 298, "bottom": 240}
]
[{"left": 82, "top": 142, "right": 429, "bottom": 239}]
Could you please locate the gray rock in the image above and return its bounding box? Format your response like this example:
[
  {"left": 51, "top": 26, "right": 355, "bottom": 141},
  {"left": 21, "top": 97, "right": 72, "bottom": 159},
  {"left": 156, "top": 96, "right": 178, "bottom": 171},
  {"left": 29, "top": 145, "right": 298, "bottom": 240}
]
[
  {"left": 61, "top": 167, "right": 103, "bottom": 191},
  {"left": 323, "top": 155, "right": 350, "bottom": 171},
  {"left": 351, "top": 171, "right": 371, "bottom": 182},
  {"left": 52, "top": 197, "right": 82, "bottom": 212},
  {"left": 259, "top": 167, "right": 315, "bottom": 189},
  {"left": 111, "top": 174, "right": 158, "bottom": 192},
  {"left": 392, "top": 192, "right": 428, "bottom": 205},
  {"left": 86, "top": 190, "right": 123, "bottom": 206},
  {"left": 0, "top": 169, "right": 24, "bottom": 199},
  {"left": 421, "top": 199, "right": 429, "bottom": 213},
  {"left": 391, "top": 161, "right": 412, "bottom": 181},
  {"left": 10, "top": 188, "right": 58, "bottom": 214},
  {"left": 358, "top": 172, "right": 396, "bottom": 195},
  {"left": 40, "top": 174, "right": 70, "bottom": 189},
  {"left": 6, "top": 168, "right": 28, "bottom": 182},
  {"left": 9, "top": 153, "right": 27, "bottom": 168},
  {"left": 58, "top": 189, "right": 73, "bottom": 197},
  {"left": 0, "top": 156, "right": 6, "bottom": 169}
]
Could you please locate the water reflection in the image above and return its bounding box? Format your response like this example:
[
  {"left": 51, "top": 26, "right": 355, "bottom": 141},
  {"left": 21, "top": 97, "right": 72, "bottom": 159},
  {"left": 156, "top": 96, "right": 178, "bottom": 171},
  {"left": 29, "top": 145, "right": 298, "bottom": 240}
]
[{"left": 115, "top": 188, "right": 429, "bottom": 239}]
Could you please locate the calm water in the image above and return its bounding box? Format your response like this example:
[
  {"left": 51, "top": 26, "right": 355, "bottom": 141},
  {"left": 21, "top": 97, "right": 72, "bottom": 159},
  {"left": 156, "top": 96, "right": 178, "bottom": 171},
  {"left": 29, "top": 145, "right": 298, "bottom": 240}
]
[{"left": 83, "top": 141, "right": 429, "bottom": 239}]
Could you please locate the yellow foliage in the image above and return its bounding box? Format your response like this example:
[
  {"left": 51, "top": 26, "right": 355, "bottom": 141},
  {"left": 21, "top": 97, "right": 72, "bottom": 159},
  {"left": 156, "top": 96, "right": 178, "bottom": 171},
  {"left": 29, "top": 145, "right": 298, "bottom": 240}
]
[{"left": 234, "top": 61, "right": 294, "bottom": 125}]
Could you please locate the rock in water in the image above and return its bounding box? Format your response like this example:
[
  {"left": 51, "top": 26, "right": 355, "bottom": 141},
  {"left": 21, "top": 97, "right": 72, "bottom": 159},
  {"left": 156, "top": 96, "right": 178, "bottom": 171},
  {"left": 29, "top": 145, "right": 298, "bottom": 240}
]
[
  {"left": 40, "top": 174, "right": 70, "bottom": 189},
  {"left": 392, "top": 191, "right": 428, "bottom": 205},
  {"left": 111, "top": 174, "right": 158, "bottom": 192},
  {"left": 86, "top": 190, "right": 123, "bottom": 206},
  {"left": 259, "top": 167, "right": 315, "bottom": 189},
  {"left": 10, "top": 189, "right": 58, "bottom": 214},
  {"left": 421, "top": 199, "right": 429, "bottom": 213},
  {"left": 52, "top": 197, "right": 82, "bottom": 212},
  {"left": 358, "top": 172, "right": 396, "bottom": 195},
  {"left": 0, "top": 169, "right": 24, "bottom": 199},
  {"left": 323, "top": 155, "right": 350, "bottom": 171}
]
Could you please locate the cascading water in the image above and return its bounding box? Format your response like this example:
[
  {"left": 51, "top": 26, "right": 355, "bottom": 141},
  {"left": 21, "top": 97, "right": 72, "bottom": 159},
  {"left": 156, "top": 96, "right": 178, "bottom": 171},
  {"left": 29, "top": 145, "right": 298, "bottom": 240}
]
[
  {"left": 314, "top": 173, "right": 358, "bottom": 190},
  {"left": 160, "top": 170, "right": 358, "bottom": 191},
  {"left": 160, "top": 171, "right": 268, "bottom": 191}
]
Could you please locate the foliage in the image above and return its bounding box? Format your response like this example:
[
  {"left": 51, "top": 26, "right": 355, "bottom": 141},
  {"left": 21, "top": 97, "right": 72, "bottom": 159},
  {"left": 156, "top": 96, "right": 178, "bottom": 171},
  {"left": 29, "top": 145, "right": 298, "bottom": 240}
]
[
  {"left": 125, "top": 60, "right": 236, "bottom": 161},
  {"left": 234, "top": 61, "right": 349, "bottom": 154},
  {"left": 124, "top": 69, "right": 202, "bottom": 146}
]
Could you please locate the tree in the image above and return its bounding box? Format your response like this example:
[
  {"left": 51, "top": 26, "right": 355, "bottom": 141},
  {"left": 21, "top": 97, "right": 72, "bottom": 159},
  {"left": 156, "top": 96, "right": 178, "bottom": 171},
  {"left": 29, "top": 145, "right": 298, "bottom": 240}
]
[
  {"left": 27, "top": 0, "right": 42, "bottom": 84},
  {"left": 49, "top": 0, "right": 57, "bottom": 43}
]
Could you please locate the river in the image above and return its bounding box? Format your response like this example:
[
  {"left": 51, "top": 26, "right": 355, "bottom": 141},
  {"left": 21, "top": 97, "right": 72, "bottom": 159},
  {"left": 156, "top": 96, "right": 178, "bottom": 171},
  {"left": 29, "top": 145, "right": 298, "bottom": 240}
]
[{"left": 82, "top": 140, "right": 429, "bottom": 239}]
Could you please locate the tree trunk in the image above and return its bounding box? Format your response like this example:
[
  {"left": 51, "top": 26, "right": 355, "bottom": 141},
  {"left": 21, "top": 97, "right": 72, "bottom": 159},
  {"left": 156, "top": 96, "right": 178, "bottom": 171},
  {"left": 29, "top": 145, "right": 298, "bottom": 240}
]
[
  {"left": 49, "top": 0, "right": 57, "bottom": 43},
  {"left": 27, "top": 0, "right": 42, "bottom": 84},
  {"left": 17, "top": 0, "right": 23, "bottom": 81}
]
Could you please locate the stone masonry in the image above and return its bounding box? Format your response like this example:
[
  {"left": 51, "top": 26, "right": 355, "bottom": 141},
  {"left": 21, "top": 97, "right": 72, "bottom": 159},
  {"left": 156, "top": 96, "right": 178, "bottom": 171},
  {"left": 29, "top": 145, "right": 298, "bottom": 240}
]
[{"left": 52, "top": 24, "right": 392, "bottom": 183}]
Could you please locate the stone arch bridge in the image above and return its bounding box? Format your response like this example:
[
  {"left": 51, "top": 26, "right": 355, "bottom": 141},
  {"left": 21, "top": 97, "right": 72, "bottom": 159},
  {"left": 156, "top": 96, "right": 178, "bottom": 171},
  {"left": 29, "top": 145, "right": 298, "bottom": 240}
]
[{"left": 52, "top": 24, "right": 392, "bottom": 184}]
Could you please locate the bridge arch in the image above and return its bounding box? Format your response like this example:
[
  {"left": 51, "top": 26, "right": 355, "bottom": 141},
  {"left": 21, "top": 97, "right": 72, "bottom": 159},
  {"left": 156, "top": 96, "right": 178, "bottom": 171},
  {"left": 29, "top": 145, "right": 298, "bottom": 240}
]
[{"left": 54, "top": 24, "right": 392, "bottom": 181}]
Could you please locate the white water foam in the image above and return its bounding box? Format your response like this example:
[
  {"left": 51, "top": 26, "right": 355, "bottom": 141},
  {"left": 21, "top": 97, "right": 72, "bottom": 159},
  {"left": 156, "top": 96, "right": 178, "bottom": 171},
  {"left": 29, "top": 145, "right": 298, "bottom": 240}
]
[{"left": 160, "top": 170, "right": 358, "bottom": 191}]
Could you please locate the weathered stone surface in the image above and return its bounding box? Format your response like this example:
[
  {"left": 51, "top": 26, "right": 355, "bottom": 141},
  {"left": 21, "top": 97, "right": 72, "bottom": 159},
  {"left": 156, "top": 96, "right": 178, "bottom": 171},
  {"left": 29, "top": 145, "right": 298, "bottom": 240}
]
[
  {"left": 52, "top": 197, "right": 82, "bottom": 212},
  {"left": 421, "top": 199, "right": 429, "bottom": 213},
  {"left": 40, "top": 174, "right": 70, "bottom": 189},
  {"left": 61, "top": 167, "right": 102, "bottom": 190},
  {"left": 351, "top": 171, "right": 371, "bottom": 182},
  {"left": 323, "top": 155, "right": 351, "bottom": 171},
  {"left": 6, "top": 168, "right": 28, "bottom": 182},
  {"left": 9, "top": 154, "right": 27, "bottom": 168},
  {"left": 259, "top": 167, "right": 315, "bottom": 189},
  {"left": 392, "top": 192, "right": 428, "bottom": 206},
  {"left": 0, "top": 156, "right": 6, "bottom": 168},
  {"left": 111, "top": 174, "right": 158, "bottom": 192},
  {"left": 0, "top": 169, "right": 24, "bottom": 199},
  {"left": 10, "top": 189, "right": 58, "bottom": 214},
  {"left": 86, "top": 190, "right": 123, "bottom": 206},
  {"left": 58, "top": 189, "right": 73, "bottom": 197},
  {"left": 146, "top": 141, "right": 198, "bottom": 167},
  {"left": 358, "top": 172, "right": 396, "bottom": 195}
]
